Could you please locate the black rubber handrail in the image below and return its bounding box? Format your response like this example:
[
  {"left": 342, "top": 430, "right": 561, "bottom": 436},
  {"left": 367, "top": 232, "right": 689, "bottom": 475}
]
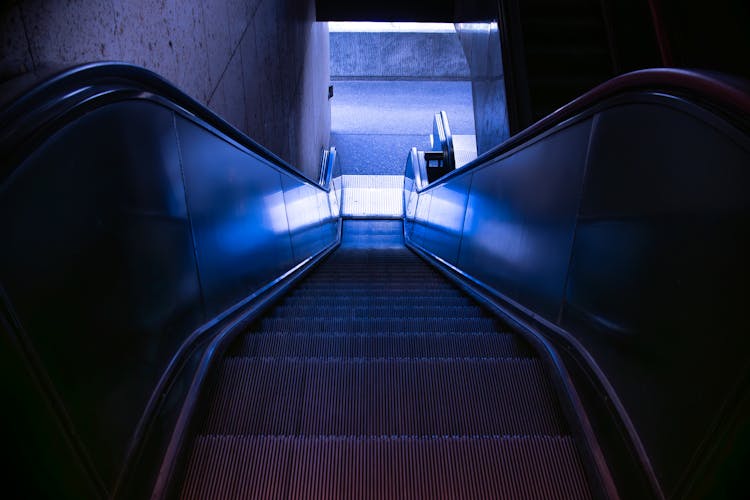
[
  {"left": 419, "top": 68, "right": 750, "bottom": 193},
  {"left": 0, "top": 61, "right": 328, "bottom": 191}
]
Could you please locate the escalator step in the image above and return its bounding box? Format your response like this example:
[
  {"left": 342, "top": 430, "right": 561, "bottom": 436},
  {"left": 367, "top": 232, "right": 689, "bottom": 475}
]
[
  {"left": 279, "top": 296, "right": 476, "bottom": 307},
  {"left": 305, "top": 269, "right": 446, "bottom": 284},
  {"left": 287, "top": 289, "right": 466, "bottom": 298},
  {"left": 228, "top": 332, "right": 533, "bottom": 358},
  {"left": 181, "top": 435, "right": 592, "bottom": 500},
  {"left": 293, "top": 283, "right": 457, "bottom": 291},
  {"left": 202, "top": 357, "right": 567, "bottom": 436},
  {"left": 268, "top": 304, "right": 487, "bottom": 319},
  {"left": 254, "top": 317, "right": 499, "bottom": 334},
  {"left": 307, "top": 272, "right": 444, "bottom": 277}
]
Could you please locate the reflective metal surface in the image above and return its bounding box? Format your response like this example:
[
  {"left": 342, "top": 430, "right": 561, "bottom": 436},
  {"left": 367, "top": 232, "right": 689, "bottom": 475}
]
[
  {"left": 407, "top": 117, "right": 592, "bottom": 320},
  {"left": 1, "top": 83, "right": 340, "bottom": 494},
  {"left": 1, "top": 102, "right": 203, "bottom": 487},
  {"left": 458, "top": 120, "right": 592, "bottom": 320},
  {"left": 177, "top": 117, "right": 296, "bottom": 317},
  {"left": 562, "top": 100, "right": 750, "bottom": 494},
  {"left": 281, "top": 175, "right": 338, "bottom": 261},
  {"left": 410, "top": 189, "right": 432, "bottom": 249},
  {"left": 416, "top": 174, "right": 472, "bottom": 265}
]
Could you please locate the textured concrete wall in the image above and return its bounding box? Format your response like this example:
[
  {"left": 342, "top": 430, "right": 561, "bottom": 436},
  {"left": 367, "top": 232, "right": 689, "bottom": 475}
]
[
  {"left": 0, "top": 0, "right": 330, "bottom": 179},
  {"left": 455, "top": 22, "right": 509, "bottom": 154},
  {"left": 330, "top": 31, "right": 469, "bottom": 80}
]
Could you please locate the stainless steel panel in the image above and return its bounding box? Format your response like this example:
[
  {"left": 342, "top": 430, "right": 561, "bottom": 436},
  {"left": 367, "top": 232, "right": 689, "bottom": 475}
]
[
  {"left": 177, "top": 117, "right": 295, "bottom": 316},
  {"left": 410, "top": 190, "right": 433, "bottom": 248},
  {"left": 328, "top": 181, "right": 341, "bottom": 218},
  {"left": 332, "top": 175, "right": 343, "bottom": 217},
  {"left": 563, "top": 101, "right": 750, "bottom": 493},
  {"left": 317, "top": 187, "right": 339, "bottom": 245},
  {"left": 404, "top": 185, "right": 418, "bottom": 221},
  {"left": 403, "top": 149, "right": 419, "bottom": 240},
  {"left": 416, "top": 173, "right": 472, "bottom": 265},
  {"left": 457, "top": 119, "right": 592, "bottom": 320},
  {"left": 0, "top": 102, "right": 203, "bottom": 485},
  {"left": 282, "top": 175, "right": 336, "bottom": 261},
  {"left": 317, "top": 188, "right": 332, "bottom": 222}
]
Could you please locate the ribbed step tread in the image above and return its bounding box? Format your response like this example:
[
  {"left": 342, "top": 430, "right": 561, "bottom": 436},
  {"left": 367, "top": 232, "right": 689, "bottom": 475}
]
[
  {"left": 311, "top": 270, "right": 436, "bottom": 276},
  {"left": 202, "top": 357, "right": 566, "bottom": 436},
  {"left": 293, "top": 286, "right": 465, "bottom": 294},
  {"left": 302, "top": 273, "right": 448, "bottom": 279},
  {"left": 314, "top": 262, "right": 427, "bottom": 269},
  {"left": 268, "top": 304, "right": 487, "bottom": 319},
  {"left": 180, "top": 435, "right": 592, "bottom": 500},
  {"left": 308, "top": 272, "right": 444, "bottom": 280},
  {"left": 254, "top": 317, "right": 499, "bottom": 334},
  {"left": 228, "top": 332, "right": 533, "bottom": 358},
  {"left": 294, "top": 282, "right": 455, "bottom": 290},
  {"left": 287, "top": 289, "right": 465, "bottom": 298},
  {"left": 280, "top": 296, "right": 476, "bottom": 307}
]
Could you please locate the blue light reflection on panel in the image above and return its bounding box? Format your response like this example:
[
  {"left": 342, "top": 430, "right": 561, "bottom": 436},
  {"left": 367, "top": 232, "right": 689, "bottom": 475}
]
[
  {"left": 176, "top": 117, "right": 295, "bottom": 316},
  {"left": 410, "top": 191, "right": 432, "bottom": 248},
  {"left": 403, "top": 151, "right": 419, "bottom": 240},
  {"left": 317, "top": 188, "right": 332, "bottom": 223},
  {"left": 332, "top": 175, "right": 343, "bottom": 217},
  {"left": 318, "top": 188, "right": 339, "bottom": 247},
  {"left": 215, "top": 189, "right": 290, "bottom": 254},
  {"left": 416, "top": 174, "right": 472, "bottom": 265},
  {"left": 282, "top": 175, "right": 336, "bottom": 261},
  {"left": 457, "top": 120, "right": 592, "bottom": 320},
  {"left": 328, "top": 182, "right": 341, "bottom": 218},
  {"left": 283, "top": 178, "right": 321, "bottom": 232}
]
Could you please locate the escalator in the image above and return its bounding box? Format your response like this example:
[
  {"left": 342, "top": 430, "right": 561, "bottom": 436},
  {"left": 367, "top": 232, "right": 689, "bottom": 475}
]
[
  {"left": 1, "top": 64, "right": 749, "bottom": 499},
  {"left": 177, "top": 220, "right": 595, "bottom": 498}
]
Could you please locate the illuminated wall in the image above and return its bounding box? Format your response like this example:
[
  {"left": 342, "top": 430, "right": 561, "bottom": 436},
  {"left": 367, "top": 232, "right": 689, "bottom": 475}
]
[{"left": 0, "top": 0, "right": 330, "bottom": 180}]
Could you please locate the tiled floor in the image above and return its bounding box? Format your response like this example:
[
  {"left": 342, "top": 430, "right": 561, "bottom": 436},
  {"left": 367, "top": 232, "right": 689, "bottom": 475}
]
[{"left": 331, "top": 80, "right": 476, "bottom": 175}]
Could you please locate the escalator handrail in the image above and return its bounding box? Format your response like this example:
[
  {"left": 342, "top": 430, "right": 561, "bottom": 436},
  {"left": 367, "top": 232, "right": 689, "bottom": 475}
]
[
  {"left": 0, "top": 61, "right": 330, "bottom": 192},
  {"left": 415, "top": 68, "right": 750, "bottom": 193}
]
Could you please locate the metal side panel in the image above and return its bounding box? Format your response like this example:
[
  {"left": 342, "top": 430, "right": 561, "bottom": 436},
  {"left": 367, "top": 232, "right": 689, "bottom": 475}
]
[
  {"left": 410, "top": 189, "right": 433, "bottom": 249},
  {"left": 176, "top": 116, "right": 295, "bottom": 318},
  {"left": 563, "top": 99, "right": 750, "bottom": 496},
  {"left": 282, "top": 175, "right": 337, "bottom": 262},
  {"left": 0, "top": 102, "right": 203, "bottom": 488},
  {"left": 413, "top": 173, "right": 472, "bottom": 266},
  {"left": 457, "top": 119, "right": 593, "bottom": 321}
]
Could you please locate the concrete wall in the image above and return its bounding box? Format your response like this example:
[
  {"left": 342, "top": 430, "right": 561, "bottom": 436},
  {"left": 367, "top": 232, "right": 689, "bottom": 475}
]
[
  {"left": 0, "top": 0, "right": 330, "bottom": 180},
  {"left": 455, "top": 22, "right": 510, "bottom": 154},
  {"left": 330, "top": 31, "right": 469, "bottom": 80}
]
